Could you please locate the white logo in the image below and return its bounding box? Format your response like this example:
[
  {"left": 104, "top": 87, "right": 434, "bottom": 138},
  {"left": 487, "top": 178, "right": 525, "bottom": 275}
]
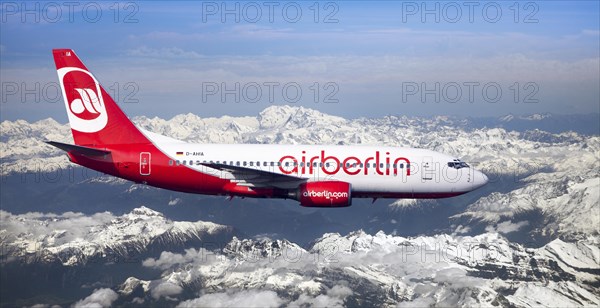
[
  {"left": 57, "top": 67, "right": 108, "bottom": 133},
  {"left": 71, "top": 88, "right": 102, "bottom": 115},
  {"left": 302, "top": 190, "right": 348, "bottom": 199}
]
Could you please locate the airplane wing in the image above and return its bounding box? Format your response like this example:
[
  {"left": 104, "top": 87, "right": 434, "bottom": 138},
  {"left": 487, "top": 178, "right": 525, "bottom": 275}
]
[
  {"left": 46, "top": 141, "right": 111, "bottom": 156},
  {"left": 201, "top": 162, "right": 307, "bottom": 188}
]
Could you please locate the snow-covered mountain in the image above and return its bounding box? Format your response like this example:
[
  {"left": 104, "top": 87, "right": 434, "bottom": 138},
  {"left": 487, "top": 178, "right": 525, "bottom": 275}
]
[
  {"left": 1, "top": 106, "right": 598, "bottom": 307},
  {"left": 2, "top": 106, "right": 598, "bottom": 175},
  {"left": 2, "top": 106, "right": 597, "bottom": 240},
  {"left": 4, "top": 207, "right": 596, "bottom": 306},
  {"left": 114, "top": 230, "right": 598, "bottom": 307},
  {"left": 0, "top": 206, "right": 235, "bottom": 266}
]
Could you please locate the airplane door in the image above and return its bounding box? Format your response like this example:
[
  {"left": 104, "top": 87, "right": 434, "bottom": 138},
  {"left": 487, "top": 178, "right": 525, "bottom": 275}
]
[
  {"left": 140, "top": 152, "right": 151, "bottom": 175},
  {"left": 422, "top": 156, "right": 433, "bottom": 181}
]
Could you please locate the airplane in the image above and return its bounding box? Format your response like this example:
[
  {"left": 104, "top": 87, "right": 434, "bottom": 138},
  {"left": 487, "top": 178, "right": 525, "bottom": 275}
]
[{"left": 47, "top": 49, "right": 489, "bottom": 207}]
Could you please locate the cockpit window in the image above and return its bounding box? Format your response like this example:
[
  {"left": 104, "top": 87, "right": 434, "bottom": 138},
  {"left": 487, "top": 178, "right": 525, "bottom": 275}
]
[{"left": 448, "top": 161, "right": 469, "bottom": 169}]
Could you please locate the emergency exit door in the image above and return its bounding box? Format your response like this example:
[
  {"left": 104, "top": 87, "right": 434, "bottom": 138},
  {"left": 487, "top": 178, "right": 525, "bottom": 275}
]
[{"left": 140, "top": 152, "right": 151, "bottom": 175}]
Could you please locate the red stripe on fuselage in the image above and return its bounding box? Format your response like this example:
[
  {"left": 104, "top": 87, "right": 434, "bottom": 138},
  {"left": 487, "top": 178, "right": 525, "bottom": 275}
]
[{"left": 68, "top": 143, "right": 230, "bottom": 195}]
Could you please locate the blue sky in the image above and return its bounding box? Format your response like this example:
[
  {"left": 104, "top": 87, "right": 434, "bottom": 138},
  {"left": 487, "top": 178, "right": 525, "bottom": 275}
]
[{"left": 1, "top": 1, "right": 598, "bottom": 121}]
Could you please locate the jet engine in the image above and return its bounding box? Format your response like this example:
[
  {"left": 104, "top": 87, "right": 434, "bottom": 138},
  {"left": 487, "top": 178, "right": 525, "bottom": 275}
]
[{"left": 294, "top": 181, "right": 352, "bottom": 207}]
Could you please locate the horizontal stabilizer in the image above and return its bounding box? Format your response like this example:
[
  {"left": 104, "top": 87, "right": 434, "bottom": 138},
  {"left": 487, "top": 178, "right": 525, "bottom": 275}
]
[{"left": 46, "top": 141, "right": 111, "bottom": 156}]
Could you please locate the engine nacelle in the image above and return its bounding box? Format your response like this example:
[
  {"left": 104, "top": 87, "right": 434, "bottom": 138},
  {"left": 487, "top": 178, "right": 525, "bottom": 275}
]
[{"left": 298, "top": 181, "right": 352, "bottom": 207}]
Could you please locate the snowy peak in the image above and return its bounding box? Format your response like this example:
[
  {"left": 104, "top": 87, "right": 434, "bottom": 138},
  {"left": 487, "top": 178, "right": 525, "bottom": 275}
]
[
  {"left": 224, "top": 236, "right": 305, "bottom": 260},
  {"left": 0, "top": 207, "right": 235, "bottom": 266},
  {"left": 130, "top": 229, "right": 599, "bottom": 307},
  {"left": 258, "top": 105, "right": 346, "bottom": 129},
  {"left": 129, "top": 206, "right": 164, "bottom": 218},
  {"left": 499, "top": 113, "right": 553, "bottom": 122}
]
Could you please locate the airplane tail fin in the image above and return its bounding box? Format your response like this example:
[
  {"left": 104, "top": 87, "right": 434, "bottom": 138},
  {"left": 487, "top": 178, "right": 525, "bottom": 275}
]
[{"left": 53, "top": 49, "right": 149, "bottom": 146}]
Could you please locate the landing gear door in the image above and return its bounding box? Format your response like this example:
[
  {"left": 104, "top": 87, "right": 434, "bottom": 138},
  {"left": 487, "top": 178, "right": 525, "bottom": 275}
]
[{"left": 140, "top": 152, "right": 151, "bottom": 175}]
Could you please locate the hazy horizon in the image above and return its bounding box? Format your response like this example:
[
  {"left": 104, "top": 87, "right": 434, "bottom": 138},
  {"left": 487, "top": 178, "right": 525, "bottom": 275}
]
[{"left": 1, "top": 1, "right": 599, "bottom": 122}]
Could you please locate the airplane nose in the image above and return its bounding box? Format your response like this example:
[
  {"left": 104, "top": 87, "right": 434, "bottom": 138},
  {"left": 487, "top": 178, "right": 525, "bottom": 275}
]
[{"left": 473, "top": 170, "right": 489, "bottom": 189}]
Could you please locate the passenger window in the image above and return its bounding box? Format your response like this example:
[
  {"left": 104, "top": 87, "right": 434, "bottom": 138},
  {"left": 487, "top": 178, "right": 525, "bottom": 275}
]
[
  {"left": 236, "top": 161, "right": 240, "bottom": 166},
  {"left": 270, "top": 162, "right": 274, "bottom": 167},
  {"left": 196, "top": 160, "right": 201, "bottom": 165},
  {"left": 399, "top": 163, "right": 404, "bottom": 168},
  {"left": 183, "top": 160, "right": 187, "bottom": 165},
  {"left": 169, "top": 160, "right": 173, "bottom": 166},
  {"left": 250, "top": 162, "right": 254, "bottom": 166},
  {"left": 243, "top": 161, "right": 247, "bottom": 166}
]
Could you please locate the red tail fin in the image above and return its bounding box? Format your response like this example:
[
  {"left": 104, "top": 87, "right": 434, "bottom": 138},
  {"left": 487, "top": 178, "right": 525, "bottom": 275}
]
[{"left": 53, "top": 49, "right": 149, "bottom": 146}]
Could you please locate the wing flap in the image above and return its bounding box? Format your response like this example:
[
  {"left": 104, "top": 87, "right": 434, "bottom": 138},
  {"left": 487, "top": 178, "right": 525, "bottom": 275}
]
[{"left": 201, "top": 162, "right": 306, "bottom": 188}]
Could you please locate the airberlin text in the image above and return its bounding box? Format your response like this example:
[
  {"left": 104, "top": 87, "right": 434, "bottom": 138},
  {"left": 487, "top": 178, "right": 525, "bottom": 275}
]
[
  {"left": 279, "top": 150, "right": 411, "bottom": 177},
  {"left": 302, "top": 190, "right": 348, "bottom": 200}
]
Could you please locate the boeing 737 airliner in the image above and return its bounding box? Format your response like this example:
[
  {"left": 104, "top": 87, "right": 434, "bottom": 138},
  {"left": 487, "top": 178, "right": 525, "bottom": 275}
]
[{"left": 48, "top": 49, "right": 488, "bottom": 207}]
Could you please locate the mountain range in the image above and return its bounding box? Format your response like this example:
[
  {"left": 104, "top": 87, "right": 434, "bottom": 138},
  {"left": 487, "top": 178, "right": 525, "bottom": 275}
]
[{"left": 1, "top": 106, "right": 598, "bottom": 307}]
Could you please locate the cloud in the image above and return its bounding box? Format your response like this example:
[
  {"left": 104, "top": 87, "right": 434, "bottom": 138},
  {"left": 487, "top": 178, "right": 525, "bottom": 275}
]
[
  {"left": 150, "top": 282, "right": 183, "bottom": 300},
  {"left": 176, "top": 290, "right": 284, "bottom": 308},
  {"left": 127, "top": 46, "right": 204, "bottom": 59},
  {"left": 3, "top": 50, "right": 599, "bottom": 121},
  {"left": 453, "top": 225, "right": 471, "bottom": 235},
  {"left": 143, "top": 248, "right": 223, "bottom": 270},
  {"left": 138, "top": 231, "right": 515, "bottom": 306},
  {"left": 581, "top": 29, "right": 600, "bottom": 36},
  {"left": 486, "top": 221, "right": 530, "bottom": 234},
  {"left": 73, "top": 288, "right": 119, "bottom": 308},
  {"left": 397, "top": 297, "right": 436, "bottom": 308},
  {"left": 289, "top": 285, "right": 353, "bottom": 308},
  {"left": 0, "top": 210, "right": 116, "bottom": 246}
]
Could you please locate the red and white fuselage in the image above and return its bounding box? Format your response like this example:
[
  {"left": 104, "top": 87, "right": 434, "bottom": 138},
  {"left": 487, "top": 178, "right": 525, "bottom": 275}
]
[{"left": 49, "top": 49, "right": 488, "bottom": 208}]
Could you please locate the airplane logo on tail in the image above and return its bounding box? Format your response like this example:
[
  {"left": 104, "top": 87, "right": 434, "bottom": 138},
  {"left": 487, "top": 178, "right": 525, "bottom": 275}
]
[
  {"left": 57, "top": 67, "right": 108, "bottom": 133},
  {"left": 70, "top": 88, "right": 102, "bottom": 119}
]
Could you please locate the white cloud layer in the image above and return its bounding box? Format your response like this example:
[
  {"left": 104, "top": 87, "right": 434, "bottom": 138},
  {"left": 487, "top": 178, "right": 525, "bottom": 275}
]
[
  {"left": 73, "top": 288, "right": 118, "bottom": 308},
  {"left": 176, "top": 290, "right": 284, "bottom": 308}
]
